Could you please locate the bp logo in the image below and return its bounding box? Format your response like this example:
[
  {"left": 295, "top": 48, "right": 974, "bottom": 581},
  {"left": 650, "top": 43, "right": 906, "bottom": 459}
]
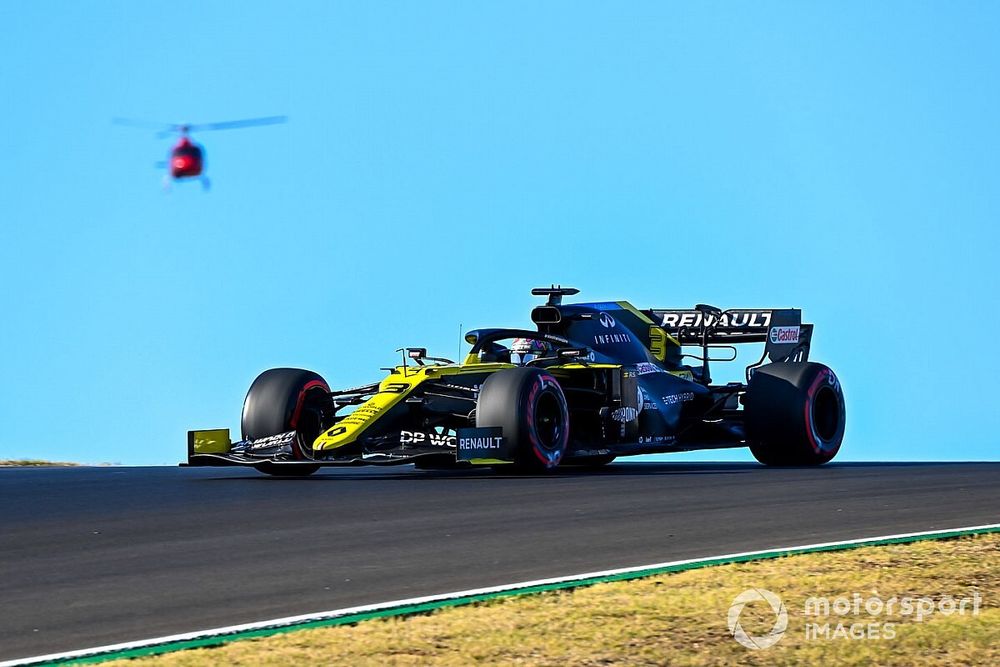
[{"left": 727, "top": 588, "right": 788, "bottom": 649}]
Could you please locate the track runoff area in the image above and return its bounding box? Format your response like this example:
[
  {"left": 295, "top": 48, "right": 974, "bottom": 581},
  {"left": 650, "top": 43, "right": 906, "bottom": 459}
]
[{"left": 7, "top": 523, "right": 998, "bottom": 666}]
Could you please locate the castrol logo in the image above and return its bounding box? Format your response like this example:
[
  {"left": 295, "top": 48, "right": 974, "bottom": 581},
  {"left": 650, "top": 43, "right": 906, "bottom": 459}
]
[{"left": 769, "top": 326, "right": 800, "bottom": 344}]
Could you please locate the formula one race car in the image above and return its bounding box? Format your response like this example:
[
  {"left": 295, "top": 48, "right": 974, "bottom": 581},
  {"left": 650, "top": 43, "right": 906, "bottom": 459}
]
[{"left": 187, "top": 287, "right": 846, "bottom": 476}]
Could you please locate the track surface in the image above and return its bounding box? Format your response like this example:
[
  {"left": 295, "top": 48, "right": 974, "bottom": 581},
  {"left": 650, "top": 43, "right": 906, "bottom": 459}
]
[{"left": 1, "top": 462, "right": 998, "bottom": 661}]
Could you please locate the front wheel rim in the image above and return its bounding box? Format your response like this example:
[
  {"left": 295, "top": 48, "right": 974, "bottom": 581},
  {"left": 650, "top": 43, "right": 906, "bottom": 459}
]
[{"left": 294, "top": 389, "right": 328, "bottom": 460}]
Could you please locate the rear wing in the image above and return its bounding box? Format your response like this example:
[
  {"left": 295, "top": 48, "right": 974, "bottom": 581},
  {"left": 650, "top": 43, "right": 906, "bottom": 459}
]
[{"left": 645, "top": 308, "right": 812, "bottom": 363}]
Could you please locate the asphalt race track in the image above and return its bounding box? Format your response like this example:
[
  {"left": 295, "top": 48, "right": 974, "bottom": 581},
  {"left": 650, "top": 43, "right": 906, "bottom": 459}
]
[{"left": 1, "top": 462, "right": 998, "bottom": 661}]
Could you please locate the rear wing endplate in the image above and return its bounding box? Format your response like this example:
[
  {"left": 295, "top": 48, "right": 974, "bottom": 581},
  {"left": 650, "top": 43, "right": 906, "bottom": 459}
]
[{"left": 646, "top": 308, "right": 812, "bottom": 363}]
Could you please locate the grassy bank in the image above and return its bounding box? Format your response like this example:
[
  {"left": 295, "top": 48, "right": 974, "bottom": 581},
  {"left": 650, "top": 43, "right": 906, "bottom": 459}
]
[
  {"left": 120, "top": 533, "right": 998, "bottom": 666},
  {"left": 0, "top": 459, "right": 79, "bottom": 466}
]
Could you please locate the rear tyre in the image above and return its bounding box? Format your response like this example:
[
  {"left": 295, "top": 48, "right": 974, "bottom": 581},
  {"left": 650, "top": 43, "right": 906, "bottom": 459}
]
[
  {"left": 242, "top": 368, "right": 330, "bottom": 477},
  {"left": 745, "top": 362, "right": 845, "bottom": 466},
  {"left": 476, "top": 368, "right": 570, "bottom": 472}
]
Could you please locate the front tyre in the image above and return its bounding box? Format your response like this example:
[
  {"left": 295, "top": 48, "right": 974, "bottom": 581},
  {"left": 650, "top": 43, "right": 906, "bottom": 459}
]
[
  {"left": 745, "top": 362, "right": 845, "bottom": 466},
  {"left": 476, "top": 368, "right": 570, "bottom": 472},
  {"left": 242, "top": 367, "right": 330, "bottom": 476}
]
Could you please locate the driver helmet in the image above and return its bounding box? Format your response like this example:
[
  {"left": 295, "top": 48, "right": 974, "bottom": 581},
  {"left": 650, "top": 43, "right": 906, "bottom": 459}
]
[{"left": 510, "top": 338, "right": 551, "bottom": 366}]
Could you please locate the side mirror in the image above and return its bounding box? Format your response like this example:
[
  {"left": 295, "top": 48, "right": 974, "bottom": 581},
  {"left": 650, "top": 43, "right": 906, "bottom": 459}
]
[{"left": 407, "top": 348, "right": 427, "bottom": 361}]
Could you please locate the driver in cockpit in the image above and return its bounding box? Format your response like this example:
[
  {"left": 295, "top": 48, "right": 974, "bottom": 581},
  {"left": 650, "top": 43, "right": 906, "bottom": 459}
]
[{"left": 509, "top": 338, "right": 552, "bottom": 366}]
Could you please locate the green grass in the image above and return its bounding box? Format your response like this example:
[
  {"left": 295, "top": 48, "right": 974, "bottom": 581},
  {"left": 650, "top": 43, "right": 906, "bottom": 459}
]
[
  {"left": 117, "top": 532, "right": 999, "bottom": 666},
  {"left": 0, "top": 459, "right": 79, "bottom": 466}
]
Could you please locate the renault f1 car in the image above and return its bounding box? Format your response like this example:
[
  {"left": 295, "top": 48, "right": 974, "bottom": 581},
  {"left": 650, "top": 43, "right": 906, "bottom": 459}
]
[{"left": 187, "top": 287, "right": 846, "bottom": 475}]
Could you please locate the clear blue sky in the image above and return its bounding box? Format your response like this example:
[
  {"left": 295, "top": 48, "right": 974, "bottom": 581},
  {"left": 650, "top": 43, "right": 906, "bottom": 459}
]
[{"left": 1, "top": 3, "right": 997, "bottom": 464}]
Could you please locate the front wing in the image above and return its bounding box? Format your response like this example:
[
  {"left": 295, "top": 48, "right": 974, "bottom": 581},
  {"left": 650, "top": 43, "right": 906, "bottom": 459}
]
[{"left": 185, "top": 427, "right": 513, "bottom": 468}]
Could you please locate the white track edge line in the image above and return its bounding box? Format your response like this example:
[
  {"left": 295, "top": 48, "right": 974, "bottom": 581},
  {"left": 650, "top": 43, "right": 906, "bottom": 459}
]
[{"left": 6, "top": 522, "right": 999, "bottom": 666}]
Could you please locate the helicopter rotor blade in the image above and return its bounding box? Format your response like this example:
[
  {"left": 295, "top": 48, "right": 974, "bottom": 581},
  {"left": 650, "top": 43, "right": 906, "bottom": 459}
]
[
  {"left": 113, "top": 117, "right": 184, "bottom": 133},
  {"left": 155, "top": 128, "right": 185, "bottom": 140},
  {"left": 185, "top": 116, "right": 288, "bottom": 133}
]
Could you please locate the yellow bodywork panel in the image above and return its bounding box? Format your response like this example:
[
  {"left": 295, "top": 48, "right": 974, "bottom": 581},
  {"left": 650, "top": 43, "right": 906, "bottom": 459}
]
[
  {"left": 648, "top": 326, "right": 670, "bottom": 362},
  {"left": 189, "top": 428, "right": 231, "bottom": 454},
  {"left": 615, "top": 301, "right": 680, "bottom": 355},
  {"left": 615, "top": 300, "right": 657, "bottom": 323},
  {"left": 552, "top": 362, "right": 620, "bottom": 371},
  {"left": 312, "top": 363, "right": 515, "bottom": 451}
]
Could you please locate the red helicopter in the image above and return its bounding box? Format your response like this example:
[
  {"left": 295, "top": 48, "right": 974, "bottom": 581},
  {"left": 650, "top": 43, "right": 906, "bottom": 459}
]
[{"left": 113, "top": 116, "right": 287, "bottom": 190}]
